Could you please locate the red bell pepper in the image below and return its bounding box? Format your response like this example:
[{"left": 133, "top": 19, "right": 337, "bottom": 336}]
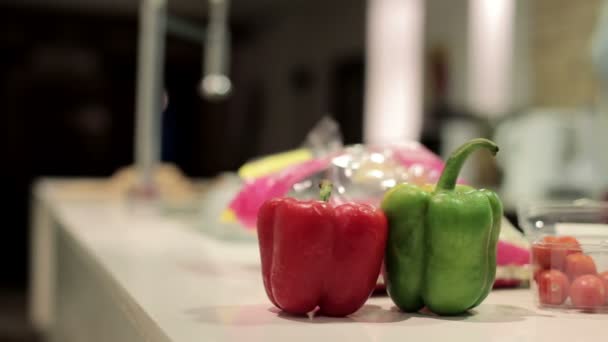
[{"left": 257, "top": 182, "right": 387, "bottom": 316}]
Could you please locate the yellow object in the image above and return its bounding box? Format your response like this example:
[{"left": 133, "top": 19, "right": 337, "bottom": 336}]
[
  {"left": 237, "top": 148, "right": 313, "bottom": 180},
  {"left": 220, "top": 209, "right": 238, "bottom": 223}
]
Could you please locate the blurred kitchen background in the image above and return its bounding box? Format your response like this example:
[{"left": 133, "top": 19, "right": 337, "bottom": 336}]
[{"left": 2, "top": 0, "right": 608, "bottom": 340}]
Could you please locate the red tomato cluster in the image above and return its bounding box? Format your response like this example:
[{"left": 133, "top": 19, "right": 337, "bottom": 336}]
[{"left": 532, "top": 236, "right": 608, "bottom": 311}]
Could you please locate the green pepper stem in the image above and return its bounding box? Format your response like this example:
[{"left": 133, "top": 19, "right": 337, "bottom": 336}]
[
  {"left": 319, "top": 180, "right": 333, "bottom": 202},
  {"left": 435, "top": 138, "right": 499, "bottom": 191}
]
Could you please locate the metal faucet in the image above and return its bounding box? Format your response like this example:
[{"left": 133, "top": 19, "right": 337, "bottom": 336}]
[{"left": 133, "top": 0, "right": 231, "bottom": 195}]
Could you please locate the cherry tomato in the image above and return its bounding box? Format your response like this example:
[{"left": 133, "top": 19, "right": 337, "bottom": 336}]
[
  {"left": 569, "top": 275, "right": 606, "bottom": 309},
  {"left": 533, "top": 264, "right": 551, "bottom": 283},
  {"left": 532, "top": 236, "right": 580, "bottom": 270},
  {"left": 532, "top": 237, "right": 560, "bottom": 269},
  {"left": 564, "top": 253, "right": 597, "bottom": 280},
  {"left": 537, "top": 269, "right": 570, "bottom": 305},
  {"left": 533, "top": 267, "right": 543, "bottom": 283},
  {"left": 599, "top": 271, "right": 608, "bottom": 304},
  {"left": 556, "top": 236, "right": 582, "bottom": 255}
]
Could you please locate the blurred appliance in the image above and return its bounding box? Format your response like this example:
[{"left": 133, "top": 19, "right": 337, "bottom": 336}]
[{"left": 494, "top": 108, "right": 605, "bottom": 209}]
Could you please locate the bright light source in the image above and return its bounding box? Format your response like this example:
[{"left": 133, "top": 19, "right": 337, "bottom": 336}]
[
  {"left": 364, "top": 0, "right": 425, "bottom": 144},
  {"left": 200, "top": 74, "right": 232, "bottom": 100}
]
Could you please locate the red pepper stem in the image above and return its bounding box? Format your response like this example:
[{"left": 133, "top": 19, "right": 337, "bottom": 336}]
[
  {"left": 435, "top": 138, "right": 499, "bottom": 191},
  {"left": 319, "top": 180, "right": 333, "bottom": 202}
]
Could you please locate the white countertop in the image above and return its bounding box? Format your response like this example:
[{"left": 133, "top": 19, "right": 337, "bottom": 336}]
[{"left": 33, "top": 180, "right": 608, "bottom": 342}]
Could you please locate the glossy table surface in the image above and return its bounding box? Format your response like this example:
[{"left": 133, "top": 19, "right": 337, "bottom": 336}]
[{"left": 32, "top": 180, "right": 608, "bottom": 342}]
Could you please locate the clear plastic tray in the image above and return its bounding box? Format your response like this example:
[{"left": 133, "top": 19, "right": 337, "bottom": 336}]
[{"left": 519, "top": 202, "right": 608, "bottom": 313}]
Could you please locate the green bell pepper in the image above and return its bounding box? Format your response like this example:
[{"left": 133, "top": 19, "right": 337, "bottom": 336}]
[{"left": 381, "top": 138, "right": 502, "bottom": 316}]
